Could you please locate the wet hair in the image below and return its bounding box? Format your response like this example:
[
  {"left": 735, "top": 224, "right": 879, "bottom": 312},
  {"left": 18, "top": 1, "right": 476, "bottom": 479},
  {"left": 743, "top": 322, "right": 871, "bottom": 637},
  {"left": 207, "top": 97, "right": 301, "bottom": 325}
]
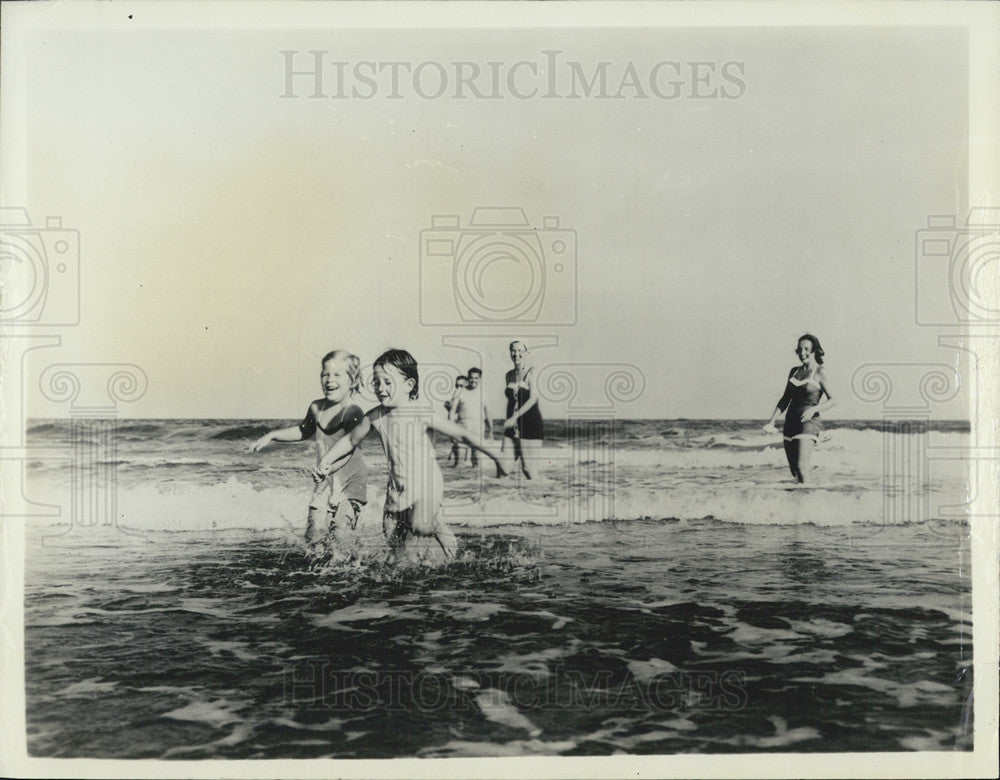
[
  {"left": 796, "top": 334, "right": 825, "bottom": 365},
  {"left": 321, "top": 349, "right": 362, "bottom": 395},
  {"left": 373, "top": 348, "right": 419, "bottom": 399},
  {"left": 467, "top": 367, "right": 482, "bottom": 378}
]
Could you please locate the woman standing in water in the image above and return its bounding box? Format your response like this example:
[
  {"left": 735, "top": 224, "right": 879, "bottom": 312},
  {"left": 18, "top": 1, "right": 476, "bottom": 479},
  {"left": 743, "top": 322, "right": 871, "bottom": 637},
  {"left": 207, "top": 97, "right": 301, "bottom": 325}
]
[
  {"left": 764, "top": 334, "right": 836, "bottom": 484},
  {"left": 502, "top": 340, "right": 544, "bottom": 479}
]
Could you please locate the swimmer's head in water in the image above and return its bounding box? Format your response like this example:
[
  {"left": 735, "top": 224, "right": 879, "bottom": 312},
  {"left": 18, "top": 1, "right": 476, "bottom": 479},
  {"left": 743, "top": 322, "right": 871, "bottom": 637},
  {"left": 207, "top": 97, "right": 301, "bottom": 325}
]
[
  {"left": 373, "top": 348, "right": 419, "bottom": 403},
  {"left": 320, "top": 349, "right": 362, "bottom": 397},
  {"left": 795, "top": 334, "right": 824, "bottom": 365}
]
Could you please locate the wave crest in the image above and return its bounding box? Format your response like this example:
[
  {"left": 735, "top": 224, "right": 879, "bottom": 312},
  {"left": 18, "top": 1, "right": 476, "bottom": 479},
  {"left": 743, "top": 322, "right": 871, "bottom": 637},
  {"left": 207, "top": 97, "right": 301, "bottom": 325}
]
[{"left": 24, "top": 476, "right": 967, "bottom": 536}]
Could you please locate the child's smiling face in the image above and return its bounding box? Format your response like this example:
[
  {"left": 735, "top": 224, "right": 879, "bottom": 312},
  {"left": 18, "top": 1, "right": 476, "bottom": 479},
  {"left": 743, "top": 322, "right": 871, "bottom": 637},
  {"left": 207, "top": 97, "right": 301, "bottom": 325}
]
[
  {"left": 373, "top": 364, "right": 413, "bottom": 408},
  {"left": 320, "top": 358, "right": 351, "bottom": 404}
]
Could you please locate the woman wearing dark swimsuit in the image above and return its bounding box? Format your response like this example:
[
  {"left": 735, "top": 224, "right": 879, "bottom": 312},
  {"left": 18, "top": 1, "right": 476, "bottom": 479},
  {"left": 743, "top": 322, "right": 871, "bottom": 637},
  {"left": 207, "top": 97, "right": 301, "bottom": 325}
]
[
  {"left": 502, "top": 340, "right": 544, "bottom": 479},
  {"left": 764, "top": 334, "right": 835, "bottom": 484}
]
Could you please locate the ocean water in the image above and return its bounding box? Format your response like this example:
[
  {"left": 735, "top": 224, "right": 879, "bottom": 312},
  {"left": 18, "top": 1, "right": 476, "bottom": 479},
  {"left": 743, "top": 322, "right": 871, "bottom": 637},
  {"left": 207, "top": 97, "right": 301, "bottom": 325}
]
[{"left": 22, "top": 418, "right": 974, "bottom": 757}]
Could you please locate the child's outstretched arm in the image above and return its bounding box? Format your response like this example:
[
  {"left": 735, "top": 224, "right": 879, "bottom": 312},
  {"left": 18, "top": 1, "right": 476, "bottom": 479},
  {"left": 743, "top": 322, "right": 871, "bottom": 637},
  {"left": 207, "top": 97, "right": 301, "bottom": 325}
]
[
  {"left": 252, "top": 403, "right": 322, "bottom": 451},
  {"left": 250, "top": 424, "right": 304, "bottom": 452},
  {"left": 312, "top": 416, "right": 372, "bottom": 482},
  {"left": 429, "top": 414, "right": 507, "bottom": 476}
]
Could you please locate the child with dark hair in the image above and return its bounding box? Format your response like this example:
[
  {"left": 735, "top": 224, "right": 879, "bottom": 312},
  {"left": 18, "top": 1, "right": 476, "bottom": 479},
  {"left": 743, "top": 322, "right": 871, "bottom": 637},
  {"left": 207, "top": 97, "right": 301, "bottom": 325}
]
[{"left": 314, "top": 349, "right": 506, "bottom": 562}]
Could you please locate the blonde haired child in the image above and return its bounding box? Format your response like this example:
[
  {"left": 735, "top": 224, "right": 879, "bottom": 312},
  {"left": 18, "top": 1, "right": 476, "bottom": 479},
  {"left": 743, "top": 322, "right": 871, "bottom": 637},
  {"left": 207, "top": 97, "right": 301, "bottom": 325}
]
[{"left": 251, "top": 349, "right": 368, "bottom": 544}]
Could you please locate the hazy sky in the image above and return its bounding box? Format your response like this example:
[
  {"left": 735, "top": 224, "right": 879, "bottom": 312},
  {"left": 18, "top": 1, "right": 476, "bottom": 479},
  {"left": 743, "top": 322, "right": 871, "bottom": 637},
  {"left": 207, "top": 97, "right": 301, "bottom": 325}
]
[{"left": 7, "top": 11, "right": 978, "bottom": 420}]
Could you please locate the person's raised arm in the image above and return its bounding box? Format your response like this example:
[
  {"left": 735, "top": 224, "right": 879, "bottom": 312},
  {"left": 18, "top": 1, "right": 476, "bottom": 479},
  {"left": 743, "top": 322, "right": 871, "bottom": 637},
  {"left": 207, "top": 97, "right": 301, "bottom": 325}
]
[
  {"left": 250, "top": 405, "right": 317, "bottom": 451},
  {"left": 430, "top": 413, "right": 507, "bottom": 476},
  {"left": 249, "top": 425, "right": 304, "bottom": 451}
]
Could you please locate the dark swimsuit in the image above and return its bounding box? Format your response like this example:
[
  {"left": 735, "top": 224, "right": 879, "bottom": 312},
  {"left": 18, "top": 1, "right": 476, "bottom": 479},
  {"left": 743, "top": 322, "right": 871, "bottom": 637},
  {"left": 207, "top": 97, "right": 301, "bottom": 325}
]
[
  {"left": 777, "top": 370, "right": 825, "bottom": 441},
  {"left": 504, "top": 377, "right": 544, "bottom": 440}
]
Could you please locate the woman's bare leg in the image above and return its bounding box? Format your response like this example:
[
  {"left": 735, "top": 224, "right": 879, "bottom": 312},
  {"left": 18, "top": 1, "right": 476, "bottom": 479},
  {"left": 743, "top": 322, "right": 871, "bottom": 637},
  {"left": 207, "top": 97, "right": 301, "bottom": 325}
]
[
  {"left": 519, "top": 438, "right": 543, "bottom": 480},
  {"left": 797, "top": 438, "right": 815, "bottom": 483},
  {"left": 501, "top": 436, "right": 517, "bottom": 476}
]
